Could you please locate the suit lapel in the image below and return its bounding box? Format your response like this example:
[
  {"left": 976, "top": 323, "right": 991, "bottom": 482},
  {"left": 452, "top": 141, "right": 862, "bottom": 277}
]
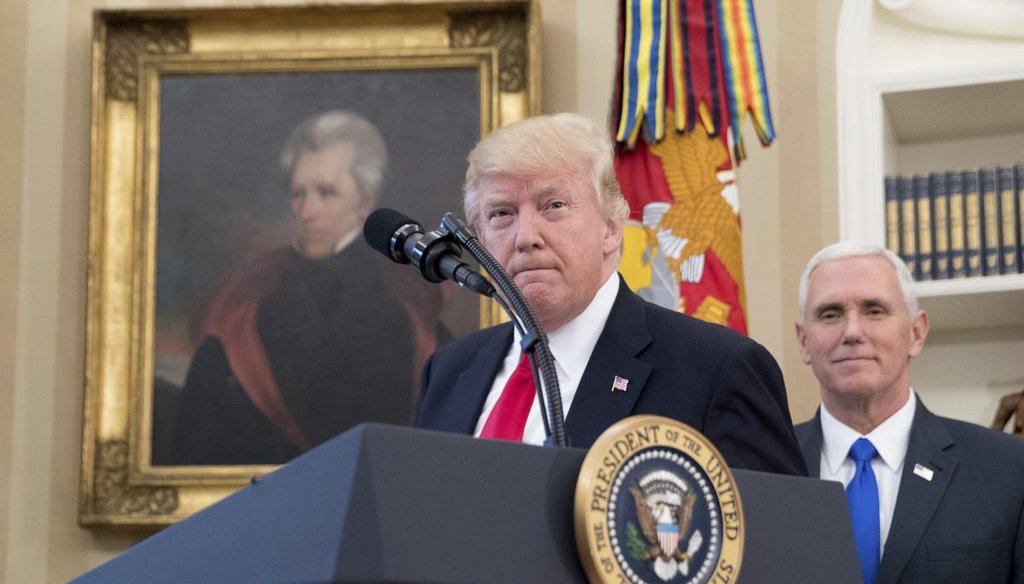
[
  {"left": 797, "top": 411, "right": 824, "bottom": 477},
  {"left": 565, "top": 279, "right": 653, "bottom": 448},
  {"left": 875, "top": 403, "right": 957, "bottom": 584},
  {"left": 435, "top": 325, "right": 512, "bottom": 434}
]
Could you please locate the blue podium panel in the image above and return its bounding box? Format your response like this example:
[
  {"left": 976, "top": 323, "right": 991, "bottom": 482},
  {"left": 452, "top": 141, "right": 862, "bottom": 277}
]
[
  {"left": 73, "top": 424, "right": 858, "bottom": 584},
  {"left": 72, "top": 425, "right": 586, "bottom": 584}
]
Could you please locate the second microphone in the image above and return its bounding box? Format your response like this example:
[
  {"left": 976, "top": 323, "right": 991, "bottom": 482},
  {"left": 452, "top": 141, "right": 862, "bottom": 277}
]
[{"left": 363, "top": 208, "right": 495, "bottom": 297}]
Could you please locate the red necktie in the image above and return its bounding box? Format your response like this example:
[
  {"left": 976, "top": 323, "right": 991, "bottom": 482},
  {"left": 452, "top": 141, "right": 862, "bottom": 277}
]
[{"left": 479, "top": 353, "right": 536, "bottom": 441}]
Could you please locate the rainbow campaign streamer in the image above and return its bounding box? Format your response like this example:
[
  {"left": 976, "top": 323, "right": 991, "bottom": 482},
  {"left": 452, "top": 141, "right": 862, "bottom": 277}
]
[
  {"left": 613, "top": 0, "right": 774, "bottom": 159},
  {"left": 615, "top": 0, "right": 668, "bottom": 145},
  {"left": 716, "top": 0, "right": 775, "bottom": 160}
]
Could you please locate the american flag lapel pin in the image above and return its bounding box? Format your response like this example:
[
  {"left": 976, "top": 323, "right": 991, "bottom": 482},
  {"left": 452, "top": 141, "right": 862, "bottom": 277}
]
[
  {"left": 612, "top": 375, "right": 629, "bottom": 392},
  {"left": 913, "top": 463, "right": 934, "bottom": 482}
]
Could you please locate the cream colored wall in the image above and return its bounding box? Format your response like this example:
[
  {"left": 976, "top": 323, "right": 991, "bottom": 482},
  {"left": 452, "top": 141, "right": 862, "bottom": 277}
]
[
  {"left": 732, "top": 0, "right": 844, "bottom": 423},
  {"left": 0, "top": 0, "right": 840, "bottom": 581},
  {"left": 0, "top": 0, "right": 28, "bottom": 575},
  {"left": 4, "top": 0, "right": 146, "bottom": 582},
  {"left": 766, "top": 0, "right": 844, "bottom": 423}
]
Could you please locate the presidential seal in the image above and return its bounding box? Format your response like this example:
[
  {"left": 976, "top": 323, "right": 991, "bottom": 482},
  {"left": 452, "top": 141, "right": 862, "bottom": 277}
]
[{"left": 575, "top": 416, "right": 743, "bottom": 584}]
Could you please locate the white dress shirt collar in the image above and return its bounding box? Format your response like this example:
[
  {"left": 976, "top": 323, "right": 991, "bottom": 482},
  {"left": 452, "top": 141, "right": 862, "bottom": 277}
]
[
  {"left": 821, "top": 390, "right": 916, "bottom": 476},
  {"left": 541, "top": 271, "right": 620, "bottom": 381}
]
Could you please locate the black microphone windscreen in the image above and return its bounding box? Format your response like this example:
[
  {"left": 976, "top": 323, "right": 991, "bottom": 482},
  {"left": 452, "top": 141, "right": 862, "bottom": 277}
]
[{"left": 363, "top": 208, "right": 419, "bottom": 259}]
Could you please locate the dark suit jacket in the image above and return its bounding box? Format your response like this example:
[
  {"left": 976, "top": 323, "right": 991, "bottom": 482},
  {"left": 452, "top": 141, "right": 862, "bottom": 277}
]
[
  {"left": 796, "top": 401, "right": 1024, "bottom": 584},
  {"left": 414, "top": 277, "right": 807, "bottom": 476},
  {"left": 171, "top": 245, "right": 414, "bottom": 465}
]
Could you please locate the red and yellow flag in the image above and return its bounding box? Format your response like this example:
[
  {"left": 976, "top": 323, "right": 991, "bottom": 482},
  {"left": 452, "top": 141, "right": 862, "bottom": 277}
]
[{"left": 612, "top": 0, "right": 774, "bottom": 335}]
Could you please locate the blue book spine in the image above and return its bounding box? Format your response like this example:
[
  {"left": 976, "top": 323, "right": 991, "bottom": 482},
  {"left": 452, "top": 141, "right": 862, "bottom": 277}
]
[
  {"left": 929, "top": 172, "right": 949, "bottom": 280},
  {"left": 1017, "top": 164, "right": 1024, "bottom": 274},
  {"left": 885, "top": 176, "right": 900, "bottom": 256},
  {"left": 963, "top": 170, "right": 983, "bottom": 278},
  {"left": 897, "top": 176, "right": 917, "bottom": 279},
  {"left": 947, "top": 171, "right": 966, "bottom": 279},
  {"left": 997, "top": 166, "right": 1019, "bottom": 274},
  {"left": 980, "top": 167, "right": 1000, "bottom": 276},
  {"left": 913, "top": 175, "right": 933, "bottom": 281}
]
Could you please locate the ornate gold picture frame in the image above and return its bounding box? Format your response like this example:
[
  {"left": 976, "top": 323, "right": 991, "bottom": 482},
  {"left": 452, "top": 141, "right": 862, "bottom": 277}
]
[{"left": 81, "top": 0, "right": 538, "bottom": 527}]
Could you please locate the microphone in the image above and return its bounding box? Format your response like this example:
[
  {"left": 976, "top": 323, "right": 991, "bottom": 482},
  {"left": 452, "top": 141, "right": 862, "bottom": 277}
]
[
  {"left": 363, "top": 208, "right": 495, "bottom": 297},
  {"left": 442, "top": 212, "right": 567, "bottom": 448}
]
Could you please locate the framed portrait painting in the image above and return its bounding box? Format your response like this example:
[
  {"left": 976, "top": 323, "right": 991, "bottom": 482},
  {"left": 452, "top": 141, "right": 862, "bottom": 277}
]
[{"left": 80, "top": 0, "right": 538, "bottom": 527}]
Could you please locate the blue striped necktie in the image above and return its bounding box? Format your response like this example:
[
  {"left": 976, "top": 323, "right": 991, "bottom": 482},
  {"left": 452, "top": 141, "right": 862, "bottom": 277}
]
[{"left": 847, "top": 438, "right": 880, "bottom": 584}]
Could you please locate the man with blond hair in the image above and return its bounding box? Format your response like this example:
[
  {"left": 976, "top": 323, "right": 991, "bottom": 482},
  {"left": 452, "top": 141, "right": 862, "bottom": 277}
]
[{"left": 413, "top": 113, "right": 805, "bottom": 476}]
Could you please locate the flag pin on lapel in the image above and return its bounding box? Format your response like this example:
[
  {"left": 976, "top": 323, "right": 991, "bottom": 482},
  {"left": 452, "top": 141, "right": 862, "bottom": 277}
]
[
  {"left": 913, "top": 463, "right": 934, "bottom": 482},
  {"left": 612, "top": 375, "right": 629, "bottom": 392}
]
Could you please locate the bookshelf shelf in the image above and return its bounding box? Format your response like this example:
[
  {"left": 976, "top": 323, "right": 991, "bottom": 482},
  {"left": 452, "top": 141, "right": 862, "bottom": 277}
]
[
  {"left": 838, "top": 0, "right": 1024, "bottom": 333},
  {"left": 917, "top": 275, "right": 1024, "bottom": 332}
]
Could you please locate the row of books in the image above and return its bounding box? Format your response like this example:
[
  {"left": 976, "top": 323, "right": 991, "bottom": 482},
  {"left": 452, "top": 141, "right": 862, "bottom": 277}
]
[{"left": 884, "top": 164, "right": 1024, "bottom": 281}]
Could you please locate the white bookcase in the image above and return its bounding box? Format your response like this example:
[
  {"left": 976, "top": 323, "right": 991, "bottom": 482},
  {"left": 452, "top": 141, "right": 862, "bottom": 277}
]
[{"left": 836, "top": 0, "right": 1024, "bottom": 425}]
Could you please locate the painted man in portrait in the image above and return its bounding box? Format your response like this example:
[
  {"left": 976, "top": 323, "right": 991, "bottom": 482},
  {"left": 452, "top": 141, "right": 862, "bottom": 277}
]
[{"left": 170, "top": 111, "right": 418, "bottom": 465}]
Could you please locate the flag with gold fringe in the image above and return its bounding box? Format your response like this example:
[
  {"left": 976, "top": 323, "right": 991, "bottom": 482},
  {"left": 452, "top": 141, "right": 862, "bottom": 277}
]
[{"left": 613, "top": 0, "right": 774, "bottom": 335}]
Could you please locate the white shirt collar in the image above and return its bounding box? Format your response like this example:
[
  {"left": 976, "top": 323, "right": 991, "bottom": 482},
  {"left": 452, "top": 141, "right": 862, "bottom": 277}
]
[
  {"left": 821, "top": 390, "right": 916, "bottom": 475},
  {"left": 544, "top": 272, "right": 619, "bottom": 380},
  {"left": 510, "top": 272, "right": 619, "bottom": 374}
]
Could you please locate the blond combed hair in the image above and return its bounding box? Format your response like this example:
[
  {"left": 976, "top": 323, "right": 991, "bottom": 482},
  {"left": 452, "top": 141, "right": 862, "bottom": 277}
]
[{"left": 463, "top": 113, "right": 629, "bottom": 228}]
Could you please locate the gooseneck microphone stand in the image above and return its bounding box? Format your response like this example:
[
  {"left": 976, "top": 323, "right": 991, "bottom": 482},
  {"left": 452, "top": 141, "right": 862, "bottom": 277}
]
[{"left": 441, "top": 213, "right": 567, "bottom": 448}]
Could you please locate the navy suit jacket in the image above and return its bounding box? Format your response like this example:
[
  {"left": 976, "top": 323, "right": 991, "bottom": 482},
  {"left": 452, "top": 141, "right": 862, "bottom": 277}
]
[
  {"left": 414, "top": 277, "right": 806, "bottom": 476},
  {"left": 796, "top": 401, "right": 1024, "bottom": 584}
]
